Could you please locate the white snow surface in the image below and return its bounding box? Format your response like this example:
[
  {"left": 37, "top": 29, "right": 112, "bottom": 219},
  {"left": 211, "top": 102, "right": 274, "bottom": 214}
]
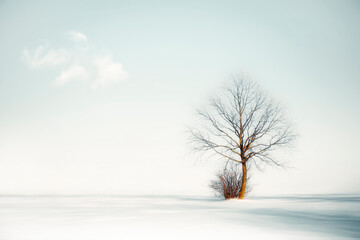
[{"left": 0, "top": 194, "right": 359, "bottom": 240}]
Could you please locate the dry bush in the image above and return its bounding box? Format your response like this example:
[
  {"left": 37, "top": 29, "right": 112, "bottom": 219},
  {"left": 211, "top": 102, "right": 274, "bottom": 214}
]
[{"left": 210, "top": 164, "right": 250, "bottom": 199}]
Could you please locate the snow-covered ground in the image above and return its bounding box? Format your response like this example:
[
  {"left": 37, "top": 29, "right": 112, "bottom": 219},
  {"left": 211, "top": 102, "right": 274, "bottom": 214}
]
[{"left": 0, "top": 194, "right": 359, "bottom": 240}]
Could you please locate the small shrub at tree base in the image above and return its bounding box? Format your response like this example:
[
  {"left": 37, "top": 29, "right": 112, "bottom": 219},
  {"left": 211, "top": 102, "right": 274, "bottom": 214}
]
[{"left": 210, "top": 164, "right": 250, "bottom": 199}]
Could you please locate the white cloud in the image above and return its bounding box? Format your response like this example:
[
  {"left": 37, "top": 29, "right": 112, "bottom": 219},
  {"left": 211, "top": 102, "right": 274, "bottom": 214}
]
[
  {"left": 23, "top": 32, "right": 129, "bottom": 89},
  {"left": 55, "top": 65, "right": 88, "bottom": 86},
  {"left": 23, "top": 44, "right": 69, "bottom": 68},
  {"left": 67, "top": 31, "right": 88, "bottom": 43},
  {"left": 93, "top": 55, "right": 129, "bottom": 88}
]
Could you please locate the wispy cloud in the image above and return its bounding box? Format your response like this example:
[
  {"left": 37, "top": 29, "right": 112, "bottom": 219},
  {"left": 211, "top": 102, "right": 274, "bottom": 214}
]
[
  {"left": 23, "top": 44, "right": 69, "bottom": 68},
  {"left": 93, "top": 55, "right": 129, "bottom": 89},
  {"left": 67, "top": 31, "right": 88, "bottom": 43},
  {"left": 23, "top": 31, "right": 129, "bottom": 89},
  {"left": 55, "top": 65, "right": 88, "bottom": 87}
]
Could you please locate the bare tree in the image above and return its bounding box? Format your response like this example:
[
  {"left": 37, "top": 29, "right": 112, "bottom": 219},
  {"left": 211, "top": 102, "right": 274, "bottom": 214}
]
[
  {"left": 189, "top": 74, "right": 296, "bottom": 199},
  {"left": 210, "top": 163, "right": 251, "bottom": 199}
]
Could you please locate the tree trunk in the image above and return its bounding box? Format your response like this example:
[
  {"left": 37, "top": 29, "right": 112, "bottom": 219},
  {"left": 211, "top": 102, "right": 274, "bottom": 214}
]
[{"left": 238, "top": 162, "right": 247, "bottom": 199}]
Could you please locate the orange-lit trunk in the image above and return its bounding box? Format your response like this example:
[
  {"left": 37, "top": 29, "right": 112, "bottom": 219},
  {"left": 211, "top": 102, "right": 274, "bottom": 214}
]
[{"left": 238, "top": 162, "right": 247, "bottom": 199}]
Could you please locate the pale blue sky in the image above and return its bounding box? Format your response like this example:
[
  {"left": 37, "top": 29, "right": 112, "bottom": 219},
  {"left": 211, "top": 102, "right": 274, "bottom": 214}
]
[{"left": 0, "top": 0, "right": 359, "bottom": 195}]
